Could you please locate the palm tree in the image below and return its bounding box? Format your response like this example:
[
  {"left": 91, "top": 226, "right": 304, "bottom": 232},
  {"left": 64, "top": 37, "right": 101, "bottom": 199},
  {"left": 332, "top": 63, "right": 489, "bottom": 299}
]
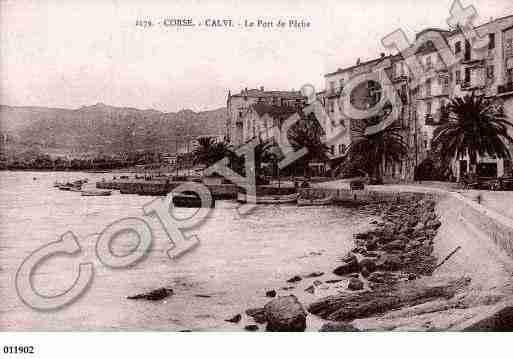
[
  {"left": 432, "top": 92, "right": 513, "bottom": 177},
  {"left": 346, "top": 120, "right": 408, "bottom": 183},
  {"left": 286, "top": 112, "right": 331, "bottom": 176},
  {"left": 192, "top": 136, "right": 230, "bottom": 167}
]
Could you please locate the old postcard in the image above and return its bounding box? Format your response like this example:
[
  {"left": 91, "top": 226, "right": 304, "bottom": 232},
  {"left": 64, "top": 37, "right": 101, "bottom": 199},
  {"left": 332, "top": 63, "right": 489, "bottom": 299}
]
[{"left": 1, "top": 0, "right": 513, "bottom": 356}]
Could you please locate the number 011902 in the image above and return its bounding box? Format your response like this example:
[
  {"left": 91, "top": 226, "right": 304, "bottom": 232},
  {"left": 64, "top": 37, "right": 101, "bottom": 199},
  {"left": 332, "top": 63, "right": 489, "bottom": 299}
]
[{"left": 3, "top": 346, "right": 35, "bottom": 354}]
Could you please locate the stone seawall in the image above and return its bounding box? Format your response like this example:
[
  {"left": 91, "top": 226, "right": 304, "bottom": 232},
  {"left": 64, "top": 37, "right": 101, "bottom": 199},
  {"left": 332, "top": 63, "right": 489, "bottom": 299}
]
[
  {"left": 310, "top": 183, "right": 513, "bottom": 330},
  {"left": 299, "top": 187, "right": 439, "bottom": 205},
  {"left": 96, "top": 180, "right": 239, "bottom": 199},
  {"left": 451, "top": 193, "right": 513, "bottom": 259}
]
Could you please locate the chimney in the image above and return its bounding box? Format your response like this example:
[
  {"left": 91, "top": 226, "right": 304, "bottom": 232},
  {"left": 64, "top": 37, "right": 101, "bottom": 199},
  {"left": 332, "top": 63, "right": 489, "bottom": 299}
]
[
  {"left": 260, "top": 86, "right": 264, "bottom": 91},
  {"left": 380, "top": 52, "right": 385, "bottom": 58},
  {"left": 356, "top": 58, "right": 361, "bottom": 65}
]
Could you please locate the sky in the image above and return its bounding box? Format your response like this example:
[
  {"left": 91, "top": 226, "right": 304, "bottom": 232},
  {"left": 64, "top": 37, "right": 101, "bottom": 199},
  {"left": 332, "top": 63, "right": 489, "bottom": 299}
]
[{"left": 1, "top": 0, "right": 513, "bottom": 112}]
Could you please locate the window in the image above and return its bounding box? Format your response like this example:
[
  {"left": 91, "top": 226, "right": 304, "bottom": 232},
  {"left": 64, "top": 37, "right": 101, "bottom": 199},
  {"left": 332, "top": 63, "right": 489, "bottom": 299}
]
[
  {"left": 426, "top": 56, "right": 432, "bottom": 69},
  {"left": 426, "top": 101, "right": 432, "bottom": 114},
  {"left": 455, "top": 70, "right": 461, "bottom": 84},
  {"left": 506, "top": 38, "right": 513, "bottom": 57},
  {"left": 464, "top": 67, "right": 471, "bottom": 83},
  {"left": 425, "top": 78, "right": 432, "bottom": 97},
  {"left": 487, "top": 65, "right": 495, "bottom": 79},
  {"left": 507, "top": 69, "right": 513, "bottom": 84},
  {"left": 455, "top": 41, "right": 461, "bottom": 54},
  {"left": 339, "top": 78, "right": 344, "bottom": 89},
  {"left": 488, "top": 33, "right": 495, "bottom": 50},
  {"left": 464, "top": 40, "right": 471, "bottom": 61},
  {"left": 330, "top": 145, "right": 335, "bottom": 155},
  {"left": 328, "top": 100, "right": 335, "bottom": 113},
  {"left": 338, "top": 144, "right": 346, "bottom": 154}
]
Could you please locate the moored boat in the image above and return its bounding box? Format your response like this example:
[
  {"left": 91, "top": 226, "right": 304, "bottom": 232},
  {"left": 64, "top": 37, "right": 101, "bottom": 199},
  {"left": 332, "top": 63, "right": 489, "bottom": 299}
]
[
  {"left": 81, "top": 189, "right": 112, "bottom": 196},
  {"left": 57, "top": 184, "right": 81, "bottom": 191},
  {"left": 172, "top": 193, "right": 214, "bottom": 208},
  {"left": 297, "top": 194, "right": 334, "bottom": 206},
  {"left": 237, "top": 192, "right": 299, "bottom": 204}
]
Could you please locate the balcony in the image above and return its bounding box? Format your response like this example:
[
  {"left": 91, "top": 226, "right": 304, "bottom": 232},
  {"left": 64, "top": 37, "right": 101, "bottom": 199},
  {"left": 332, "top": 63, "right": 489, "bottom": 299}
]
[
  {"left": 461, "top": 57, "right": 485, "bottom": 66},
  {"left": 392, "top": 74, "right": 409, "bottom": 83},
  {"left": 497, "top": 82, "right": 513, "bottom": 97},
  {"left": 326, "top": 87, "right": 343, "bottom": 98},
  {"left": 424, "top": 114, "right": 436, "bottom": 126},
  {"left": 424, "top": 110, "right": 449, "bottom": 126}
]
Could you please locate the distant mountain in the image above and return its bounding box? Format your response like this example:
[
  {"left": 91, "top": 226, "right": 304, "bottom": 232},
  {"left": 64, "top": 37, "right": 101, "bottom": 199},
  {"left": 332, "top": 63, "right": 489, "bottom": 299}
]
[{"left": 0, "top": 103, "right": 227, "bottom": 157}]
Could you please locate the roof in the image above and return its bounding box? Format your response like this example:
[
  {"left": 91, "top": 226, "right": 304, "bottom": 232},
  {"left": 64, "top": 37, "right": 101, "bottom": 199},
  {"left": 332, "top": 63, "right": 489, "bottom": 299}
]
[
  {"left": 324, "top": 54, "right": 393, "bottom": 78},
  {"left": 249, "top": 103, "right": 299, "bottom": 119},
  {"left": 230, "top": 88, "right": 305, "bottom": 100},
  {"left": 324, "top": 14, "right": 513, "bottom": 78}
]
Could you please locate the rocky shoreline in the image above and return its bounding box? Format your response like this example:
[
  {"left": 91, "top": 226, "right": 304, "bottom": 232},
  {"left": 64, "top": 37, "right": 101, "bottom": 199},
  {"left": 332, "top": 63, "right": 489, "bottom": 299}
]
[
  {"left": 127, "top": 192, "right": 512, "bottom": 331},
  {"left": 227, "top": 195, "right": 473, "bottom": 331}
]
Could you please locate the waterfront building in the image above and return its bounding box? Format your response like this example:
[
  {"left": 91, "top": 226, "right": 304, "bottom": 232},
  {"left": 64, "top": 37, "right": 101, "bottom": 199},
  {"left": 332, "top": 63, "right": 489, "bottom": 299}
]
[
  {"left": 412, "top": 16, "right": 513, "bottom": 180},
  {"left": 238, "top": 103, "right": 298, "bottom": 144},
  {"left": 226, "top": 87, "right": 306, "bottom": 146},
  {"left": 322, "top": 14, "right": 513, "bottom": 182}
]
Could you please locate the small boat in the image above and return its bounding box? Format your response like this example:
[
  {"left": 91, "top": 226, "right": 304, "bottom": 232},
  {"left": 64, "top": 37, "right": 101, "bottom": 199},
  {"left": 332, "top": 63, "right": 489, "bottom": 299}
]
[
  {"left": 297, "top": 195, "right": 334, "bottom": 206},
  {"left": 57, "top": 184, "right": 81, "bottom": 191},
  {"left": 81, "top": 189, "right": 112, "bottom": 196},
  {"left": 172, "top": 193, "right": 214, "bottom": 208},
  {"left": 237, "top": 192, "right": 299, "bottom": 204}
]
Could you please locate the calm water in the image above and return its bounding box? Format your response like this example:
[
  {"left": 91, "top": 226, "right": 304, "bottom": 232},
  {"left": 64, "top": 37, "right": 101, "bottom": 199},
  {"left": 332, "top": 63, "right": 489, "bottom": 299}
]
[{"left": 0, "top": 171, "right": 370, "bottom": 331}]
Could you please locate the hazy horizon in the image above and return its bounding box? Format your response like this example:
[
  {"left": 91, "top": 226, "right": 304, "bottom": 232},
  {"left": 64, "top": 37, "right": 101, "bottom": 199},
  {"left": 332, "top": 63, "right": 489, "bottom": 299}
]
[{"left": 2, "top": 0, "right": 513, "bottom": 113}]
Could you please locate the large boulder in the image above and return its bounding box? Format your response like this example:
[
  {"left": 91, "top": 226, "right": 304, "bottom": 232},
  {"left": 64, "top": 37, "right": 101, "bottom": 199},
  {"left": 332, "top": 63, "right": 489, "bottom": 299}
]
[
  {"left": 319, "top": 321, "right": 359, "bottom": 332},
  {"left": 348, "top": 278, "right": 364, "bottom": 291},
  {"left": 246, "top": 307, "right": 267, "bottom": 324},
  {"left": 382, "top": 240, "right": 406, "bottom": 252},
  {"left": 127, "top": 287, "right": 173, "bottom": 301},
  {"left": 341, "top": 252, "right": 358, "bottom": 264},
  {"left": 365, "top": 239, "right": 378, "bottom": 251},
  {"left": 264, "top": 295, "right": 307, "bottom": 332},
  {"left": 426, "top": 219, "right": 442, "bottom": 229},
  {"left": 333, "top": 261, "right": 359, "bottom": 276},
  {"left": 376, "top": 255, "right": 403, "bottom": 271},
  {"left": 359, "top": 258, "right": 377, "bottom": 273}
]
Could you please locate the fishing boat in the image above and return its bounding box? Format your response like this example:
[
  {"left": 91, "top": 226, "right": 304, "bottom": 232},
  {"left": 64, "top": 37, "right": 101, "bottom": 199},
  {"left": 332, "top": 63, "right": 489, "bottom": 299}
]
[
  {"left": 172, "top": 193, "right": 214, "bottom": 208},
  {"left": 297, "top": 194, "right": 334, "bottom": 206},
  {"left": 237, "top": 192, "right": 299, "bottom": 204},
  {"left": 57, "top": 184, "right": 81, "bottom": 191},
  {"left": 81, "top": 189, "right": 112, "bottom": 196}
]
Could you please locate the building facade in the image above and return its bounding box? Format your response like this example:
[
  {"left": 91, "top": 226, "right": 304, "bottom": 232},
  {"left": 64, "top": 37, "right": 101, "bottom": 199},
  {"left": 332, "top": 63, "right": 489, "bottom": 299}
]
[
  {"left": 322, "top": 14, "right": 513, "bottom": 182},
  {"left": 226, "top": 87, "right": 306, "bottom": 147}
]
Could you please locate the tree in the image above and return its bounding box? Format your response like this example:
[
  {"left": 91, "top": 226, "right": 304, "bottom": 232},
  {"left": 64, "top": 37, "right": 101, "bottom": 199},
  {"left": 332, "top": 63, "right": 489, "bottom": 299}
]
[
  {"left": 346, "top": 120, "right": 407, "bottom": 183},
  {"left": 432, "top": 92, "right": 513, "bottom": 177},
  {"left": 192, "top": 136, "right": 230, "bottom": 168},
  {"left": 286, "top": 112, "right": 331, "bottom": 176}
]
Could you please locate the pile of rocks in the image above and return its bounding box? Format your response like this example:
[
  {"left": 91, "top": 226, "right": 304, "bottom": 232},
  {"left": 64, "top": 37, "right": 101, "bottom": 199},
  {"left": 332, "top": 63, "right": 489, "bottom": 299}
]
[
  {"left": 333, "top": 197, "right": 441, "bottom": 291},
  {"left": 229, "top": 196, "right": 450, "bottom": 331}
]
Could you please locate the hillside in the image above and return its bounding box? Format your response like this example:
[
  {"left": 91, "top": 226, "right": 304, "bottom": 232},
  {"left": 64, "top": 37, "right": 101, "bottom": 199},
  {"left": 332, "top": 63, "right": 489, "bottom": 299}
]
[{"left": 0, "top": 103, "right": 227, "bottom": 158}]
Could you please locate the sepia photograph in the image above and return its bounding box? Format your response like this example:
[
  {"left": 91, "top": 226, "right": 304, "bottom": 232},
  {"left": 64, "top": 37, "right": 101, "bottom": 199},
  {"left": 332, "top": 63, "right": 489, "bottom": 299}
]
[{"left": 1, "top": 0, "right": 513, "bottom": 356}]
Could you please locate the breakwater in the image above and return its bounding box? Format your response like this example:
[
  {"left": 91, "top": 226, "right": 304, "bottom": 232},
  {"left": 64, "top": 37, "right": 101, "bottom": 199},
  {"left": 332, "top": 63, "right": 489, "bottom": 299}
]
[
  {"left": 96, "top": 179, "right": 239, "bottom": 199},
  {"left": 299, "top": 187, "right": 439, "bottom": 205}
]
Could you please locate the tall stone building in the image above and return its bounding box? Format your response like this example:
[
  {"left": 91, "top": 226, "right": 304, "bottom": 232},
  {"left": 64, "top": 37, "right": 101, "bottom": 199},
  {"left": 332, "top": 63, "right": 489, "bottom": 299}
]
[
  {"left": 322, "top": 14, "right": 513, "bottom": 182},
  {"left": 226, "top": 87, "right": 306, "bottom": 147}
]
